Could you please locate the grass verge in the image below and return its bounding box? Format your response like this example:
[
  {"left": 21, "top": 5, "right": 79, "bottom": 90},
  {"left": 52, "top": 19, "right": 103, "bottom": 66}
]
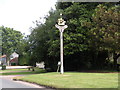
[
  {"left": 0, "top": 69, "right": 28, "bottom": 72},
  {"left": 17, "top": 72, "right": 118, "bottom": 88},
  {"left": 1, "top": 68, "right": 46, "bottom": 75}
]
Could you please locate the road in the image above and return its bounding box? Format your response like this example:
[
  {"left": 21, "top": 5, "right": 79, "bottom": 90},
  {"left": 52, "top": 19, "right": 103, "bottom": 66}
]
[
  {"left": 0, "top": 76, "right": 48, "bottom": 90},
  {"left": 0, "top": 66, "right": 54, "bottom": 90}
]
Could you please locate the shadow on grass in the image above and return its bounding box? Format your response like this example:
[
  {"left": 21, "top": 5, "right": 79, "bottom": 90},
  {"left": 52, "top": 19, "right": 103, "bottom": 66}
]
[{"left": 76, "top": 69, "right": 119, "bottom": 73}]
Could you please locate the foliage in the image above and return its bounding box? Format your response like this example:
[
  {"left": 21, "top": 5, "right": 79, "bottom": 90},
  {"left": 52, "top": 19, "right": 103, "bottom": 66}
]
[
  {"left": 1, "top": 26, "right": 23, "bottom": 55},
  {"left": 28, "top": 2, "right": 119, "bottom": 71},
  {"left": 85, "top": 4, "right": 120, "bottom": 51},
  {"left": 17, "top": 36, "right": 31, "bottom": 65},
  {"left": 28, "top": 9, "right": 60, "bottom": 69},
  {"left": 1, "top": 26, "right": 24, "bottom": 64},
  {"left": 28, "top": 3, "right": 99, "bottom": 71},
  {"left": 82, "top": 3, "right": 120, "bottom": 69},
  {"left": 0, "top": 26, "right": 31, "bottom": 66}
]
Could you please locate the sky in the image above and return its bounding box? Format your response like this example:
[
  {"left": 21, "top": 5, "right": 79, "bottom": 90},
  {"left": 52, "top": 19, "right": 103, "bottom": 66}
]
[{"left": 0, "top": 0, "right": 57, "bottom": 35}]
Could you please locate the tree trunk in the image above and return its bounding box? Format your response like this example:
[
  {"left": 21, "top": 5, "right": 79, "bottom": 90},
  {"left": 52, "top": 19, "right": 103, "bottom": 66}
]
[
  {"left": 6, "top": 56, "right": 10, "bottom": 66},
  {"left": 113, "top": 52, "right": 120, "bottom": 70}
]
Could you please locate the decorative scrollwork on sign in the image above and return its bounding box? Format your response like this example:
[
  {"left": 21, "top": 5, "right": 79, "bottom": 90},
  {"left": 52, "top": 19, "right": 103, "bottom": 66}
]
[
  {"left": 58, "top": 18, "right": 66, "bottom": 26},
  {"left": 55, "top": 14, "right": 68, "bottom": 32},
  {"left": 55, "top": 24, "right": 68, "bottom": 32}
]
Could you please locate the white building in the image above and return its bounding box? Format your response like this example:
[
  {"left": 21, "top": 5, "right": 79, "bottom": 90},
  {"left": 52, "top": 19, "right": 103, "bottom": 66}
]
[
  {"left": 10, "top": 52, "right": 19, "bottom": 66},
  {"left": 0, "top": 55, "right": 6, "bottom": 65}
]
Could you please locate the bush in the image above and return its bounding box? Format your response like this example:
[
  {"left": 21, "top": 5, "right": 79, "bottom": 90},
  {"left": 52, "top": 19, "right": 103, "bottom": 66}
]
[{"left": 2, "top": 65, "right": 6, "bottom": 70}]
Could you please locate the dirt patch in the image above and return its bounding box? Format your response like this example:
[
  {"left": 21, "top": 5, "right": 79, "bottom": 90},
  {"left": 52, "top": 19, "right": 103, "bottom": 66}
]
[{"left": 55, "top": 75, "right": 70, "bottom": 77}]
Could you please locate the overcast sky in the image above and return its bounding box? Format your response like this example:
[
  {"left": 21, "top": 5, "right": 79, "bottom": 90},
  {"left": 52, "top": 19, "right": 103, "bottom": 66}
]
[{"left": 0, "top": 0, "right": 57, "bottom": 35}]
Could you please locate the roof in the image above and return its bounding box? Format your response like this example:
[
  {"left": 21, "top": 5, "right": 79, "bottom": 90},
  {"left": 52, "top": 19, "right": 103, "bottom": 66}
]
[
  {"left": 0, "top": 55, "right": 6, "bottom": 58},
  {"left": 10, "top": 52, "right": 19, "bottom": 58},
  {"left": 10, "top": 57, "right": 18, "bottom": 63}
]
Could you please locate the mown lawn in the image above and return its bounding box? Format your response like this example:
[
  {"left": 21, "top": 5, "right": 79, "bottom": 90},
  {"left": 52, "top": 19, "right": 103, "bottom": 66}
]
[
  {"left": 18, "top": 72, "right": 118, "bottom": 88},
  {"left": 0, "top": 68, "right": 46, "bottom": 75},
  {"left": 0, "top": 69, "right": 27, "bottom": 72}
]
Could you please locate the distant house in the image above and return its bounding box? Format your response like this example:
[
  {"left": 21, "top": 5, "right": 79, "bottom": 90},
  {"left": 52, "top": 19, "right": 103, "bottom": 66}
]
[
  {"left": 36, "top": 62, "right": 45, "bottom": 69},
  {"left": 10, "top": 52, "right": 19, "bottom": 66},
  {"left": 0, "top": 55, "right": 7, "bottom": 65}
]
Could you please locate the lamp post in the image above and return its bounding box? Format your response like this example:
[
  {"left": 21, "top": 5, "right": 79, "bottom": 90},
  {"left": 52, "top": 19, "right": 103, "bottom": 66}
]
[{"left": 55, "top": 14, "right": 68, "bottom": 74}]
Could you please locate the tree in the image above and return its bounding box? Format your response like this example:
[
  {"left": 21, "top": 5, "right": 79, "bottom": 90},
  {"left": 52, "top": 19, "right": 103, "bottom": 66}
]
[
  {"left": 1, "top": 26, "right": 23, "bottom": 65},
  {"left": 83, "top": 3, "right": 120, "bottom": 69},
  {"left": 28, "top": 2, "right": 119, "bottom": 71},
  {"left": 55, "top": 2, "right": 102, "bottom": 70},
  {"left": 17, "top": 36, "right": 31, "bottom": 65},
  {"left": 28, "top": 9, "right": 61, "bottom": 69},
  {"left": 28, "top": 2, "right": 100, "bottom": 71}
]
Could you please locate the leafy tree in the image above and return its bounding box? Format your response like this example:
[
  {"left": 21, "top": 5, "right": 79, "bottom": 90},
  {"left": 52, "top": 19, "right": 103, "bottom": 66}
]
[
  {"left": 83, "top": 3, "right": 120, "bottom": 69},
  {"left": 28, "top": 9, "right": 60, "bottom": 68},
  {"left": 55, "top": 2, "right": 102, "bottom": 70},
  {"left": 28, "top": 2, "right": 100, "bottom": 71},
  {"left": 1, "top": 26, "right": 23, "bottom": 65},
  {"left": 17, "top": 36, "right": 31, "bottom": 65},
  {"left": 28, "top": 2, "right": 119, "bottom": 71}
]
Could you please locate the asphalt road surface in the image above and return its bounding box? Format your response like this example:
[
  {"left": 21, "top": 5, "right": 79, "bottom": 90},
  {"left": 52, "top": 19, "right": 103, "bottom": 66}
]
[{"left": 0, "top": 76, "right": 49, "bottom": 90}]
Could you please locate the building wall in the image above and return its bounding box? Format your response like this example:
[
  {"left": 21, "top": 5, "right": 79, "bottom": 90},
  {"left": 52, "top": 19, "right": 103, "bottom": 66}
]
[
  {"left": 0, "top": 57, "right": 6, "bottom": 65},
  {"left": 10, "top": 57, "right": 18, "bottom": 66}
]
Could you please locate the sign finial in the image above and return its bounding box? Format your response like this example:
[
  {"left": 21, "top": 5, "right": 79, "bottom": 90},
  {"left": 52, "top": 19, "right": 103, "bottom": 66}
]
[{"left": 60, "top": 13, "right": 62, "bottom": 16}]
